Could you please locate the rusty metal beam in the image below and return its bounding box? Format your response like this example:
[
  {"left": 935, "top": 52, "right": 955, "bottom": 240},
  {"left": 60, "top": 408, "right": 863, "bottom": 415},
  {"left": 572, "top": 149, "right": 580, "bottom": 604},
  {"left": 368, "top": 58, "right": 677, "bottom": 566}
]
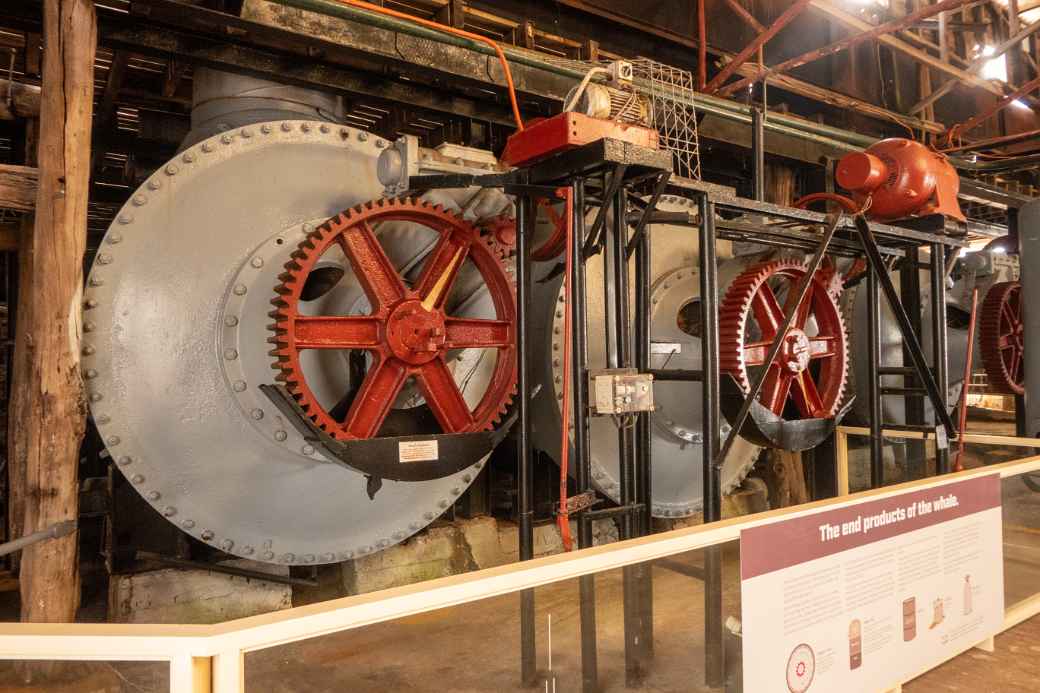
[
  {"left": 704, "top": 0, "right": 812, "bottom": 93},
  {"left": 719, "top": 0, "right": 975, "bottom": 97},
  {"left": 948, "top": 72, "right": 1040, "bottom": 141},
  {"left": 910, "top": 16, "right": 1040, "bottom": 114},
  {"left": 807, "top": 0, "right": 1006, "bottom": 99},
  {"left": 721, "top": 0, "right": 764, "bottom": 33},
  {"left": 698, "top": 0, "right": 707, "bottom": 90}
]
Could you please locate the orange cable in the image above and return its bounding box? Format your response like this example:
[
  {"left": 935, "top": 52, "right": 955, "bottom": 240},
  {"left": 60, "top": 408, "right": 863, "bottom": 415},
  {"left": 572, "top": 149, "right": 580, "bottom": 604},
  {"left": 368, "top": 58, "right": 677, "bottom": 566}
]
[{"left": 329, "top": 0, "right": 524, "bottom": 131}]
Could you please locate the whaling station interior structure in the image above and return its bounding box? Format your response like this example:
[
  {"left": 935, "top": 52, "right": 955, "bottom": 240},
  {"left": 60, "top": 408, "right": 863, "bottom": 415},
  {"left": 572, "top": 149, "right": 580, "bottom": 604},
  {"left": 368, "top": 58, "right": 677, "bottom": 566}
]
[{"left": 2, "top": 0, "right": 1040, "bottom": 691}]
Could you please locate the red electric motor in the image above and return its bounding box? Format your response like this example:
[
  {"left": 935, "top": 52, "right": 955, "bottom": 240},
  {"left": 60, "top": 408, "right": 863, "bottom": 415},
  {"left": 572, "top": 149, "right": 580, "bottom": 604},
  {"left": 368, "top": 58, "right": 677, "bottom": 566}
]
[{"left": 836, "top": 138, "right": 965, "bottom": 222}]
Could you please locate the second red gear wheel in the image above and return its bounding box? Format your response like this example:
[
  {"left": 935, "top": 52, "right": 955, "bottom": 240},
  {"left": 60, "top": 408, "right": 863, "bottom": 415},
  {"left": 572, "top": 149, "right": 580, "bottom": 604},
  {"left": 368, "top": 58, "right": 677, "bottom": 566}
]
[
  {"left": 270, "top": 198, "right": 517, "bottom": 440},
  {"left": 719, "top": 259, "right": 849, "bottom": 419},
  {"left": 979, "top": 280, "right": 1024, "bottom": 396}
]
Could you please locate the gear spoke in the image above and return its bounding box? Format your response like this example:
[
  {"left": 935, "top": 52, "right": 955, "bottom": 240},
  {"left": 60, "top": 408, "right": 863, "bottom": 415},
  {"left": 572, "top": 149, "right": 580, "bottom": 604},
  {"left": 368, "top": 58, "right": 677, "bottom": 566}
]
[
  {"left": 336, "top": 220, "right": 407, "bottom": 311},
  {"left": 760, "top": 369, "right": 793, "bottom": 414},
  {"left": 341, "top": 358, "right": 409, "bottom": 439},
  {"left": 791, "top": 373, "right": 824, "bottom": 418},
  {"left": 418, "top": 358, "right": 474, "bottom": 432},
  {"left": 751, "top": 284, "right": 784, "bottom": 338},
  {"left": 293, "top": 316, "right": 381, "bottom": 349},
  {"left": 444, "top": 317, "right": 513, "bottom": 349},
  {"left": 787, "top": 284, "right": 814, "bottom": 330},
  {"left": 415, "top": 232, "right": 472, "bottom": 312},
  {"left": 743, "top": 340, "right": 771, "bottom": 366},
  {"left": 809, "top": 336, "right": 837, "bottom": 359}
]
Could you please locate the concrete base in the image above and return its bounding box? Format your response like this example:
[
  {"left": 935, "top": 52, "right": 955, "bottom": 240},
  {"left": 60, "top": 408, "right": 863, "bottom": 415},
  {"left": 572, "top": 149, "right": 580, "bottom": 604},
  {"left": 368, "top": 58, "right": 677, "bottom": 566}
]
[
  {"left": 342, "top": 516, "right": 619, "bottom": 596},
  {"left": 108, "top": 559, "right": 292, "bottom": 624}
]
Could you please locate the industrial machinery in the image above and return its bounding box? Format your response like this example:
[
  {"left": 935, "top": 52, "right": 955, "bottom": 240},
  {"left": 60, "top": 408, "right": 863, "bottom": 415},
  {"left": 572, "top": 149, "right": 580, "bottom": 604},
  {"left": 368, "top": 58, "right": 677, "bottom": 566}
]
[{"left": 82, "top": 71, "right": 517, "bottom": 566}]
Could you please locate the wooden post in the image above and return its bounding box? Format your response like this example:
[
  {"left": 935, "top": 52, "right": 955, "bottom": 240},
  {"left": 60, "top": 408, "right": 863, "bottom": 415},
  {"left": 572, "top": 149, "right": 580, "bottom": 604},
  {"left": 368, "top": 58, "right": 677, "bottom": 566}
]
[{"left": 13, "top": 0, "right": 96, "bottom": 623}]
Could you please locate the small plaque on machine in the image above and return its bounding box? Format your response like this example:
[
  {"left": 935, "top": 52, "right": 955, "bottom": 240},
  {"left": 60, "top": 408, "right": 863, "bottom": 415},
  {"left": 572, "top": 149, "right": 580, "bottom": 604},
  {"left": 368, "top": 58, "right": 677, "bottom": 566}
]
[{"left": 589, "top": 368, "right": 655, "bottom": 415}]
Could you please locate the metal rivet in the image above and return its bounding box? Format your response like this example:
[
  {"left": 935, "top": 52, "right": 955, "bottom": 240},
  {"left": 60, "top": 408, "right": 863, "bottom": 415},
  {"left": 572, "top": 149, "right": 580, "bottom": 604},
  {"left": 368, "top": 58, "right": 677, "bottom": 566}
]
[
  {"left": 96, "top": 415, "right": 110, "bottom": 425},
  {"left": 148, "top": 179, "right": 161, "bottom": 191},
  {"left": 393, "top": 532, "right": 404, "bottom": 540},
  {"left": 250, "top": 257, "right": 264, "bottom": 268},
  {"left": 251, "top": 408, "right": 264, "bottom": 420},
  {"left": 340, "top": 550, "right": 354, "bottom": 560},
  {"left": 242, "top": 546, "right": 255, "bottom": 555},
  {"left": 320, "top": 124, "right": 330, "bottom": 133},
  {"left": 262, "top": 551, "right": 275, "bottom": 560},
  {"left": 221, "top": 540, "right": 234, "bottom": 551},
  {"left": 84, "top": 321, "right": 95, "bottom": 332},
  {"left": 224, "top": 315, "right": 239, "bottom": 327},
  {"left": 224, "top": 348, "right": 238, "bottom": 361},
  {"left": 241, "top": 128, "right": 252, "bottom": 138},
  {"left": 147, "top": 491, "right": 160, "bottom": 501},
  {"left": 83, "top": 345, "right": 96, "bottom": 355},
  {"left": 358, "top": 132, "right": 368, "bottom": 141},
  {"left": 322, "top": 552, "right": 334, "bottom": 562},
  {"left": 118, "top": 214, "right": 133, "bottom": 225},
  {"left": 340, "top": 128, "right": 350, "bottom": 138},
  {"left": 438, "top": 499, "right": 449, "bottom": 508},
  {"left": 302, "top": 444, "right": 315, "bottom": 455},
  {"left": 84, "top": 297, "right": 98, "bottom": 308},
  {"left": 378, "top": 539, "right": 389, "bottom": 548},
  {"left": 303, "top": 554, "right": 315, "bottom": 563},
  {"left": 89, "top": 277, "right": 103, "bottom": 287},
  {"left": 182, "top": 520, "right": 196, "bottom": 529},
  {"left": 409, "top": 522, "right": 420, "bottom": 530},
  {"left": 202, "top": 142, "right": 213, "bottom": 153},
  {"left": 221, "top": 134, "right": 233, "bottom": 145},
  {"left": 131, "top": 474, "right": 144, "bottom": 484},
  {"left": 301, "top": 123, "right": 311, "bottom": 132},
  {"left": 90, "top": 393, "right": 103, "bottom": 402},
  {"left": 117, "top": 456, "right": 132, "bottom": 466},
  {"left": 281, "top": 122, "right": 293, "bottom": 132},
  {"left": 261, "top": 124, "right": 272, "bottom": 134},
  {"left": 302, "top": 222, "right": 314, "bottom": 233},
  {"left": 132, "top": 194, "right": 147, "bottom": 206},
  {"left": 182, "top": 152, "right": 196, "bottom": 163},
  {"left": 281, "top": 553, "right": 295, "bottom": 563},
  {"left": 232, "top": 380, "right": 247, "bottom": 393},
  {"left": 274, "top": 430, "right": 287, "bottom": 442},
  {"left": 107, "top": 233, "right": 122, "bottom": 244},
  {"left": 97, "top": 253, "right": 112, "bottom": 265},
  {"left": 233, "top": 284, "right": 247, "bottom": 296},
  {"left": 462, "top": 474, "right": 472, "bottom": 482},
  {"left": 451, "top": 487, "right": 461, "bottom": 496},
  {"left": 424, "top": 512, "right": 434, "bottom": 520},
  {"left": 163, "top": 506, "right": 176, "bottom": 517},
  {"left": 201, "top": 530, "right": 214, "bottom": 541},
  {"left": 376, "top": 139, "right": 385, "bottom": 148},
  {"left": 85, "top": 369, "right": 98, "bottom": 379},
  {"left": 165, "top": 164, "right": 179, "bottom": 176}
]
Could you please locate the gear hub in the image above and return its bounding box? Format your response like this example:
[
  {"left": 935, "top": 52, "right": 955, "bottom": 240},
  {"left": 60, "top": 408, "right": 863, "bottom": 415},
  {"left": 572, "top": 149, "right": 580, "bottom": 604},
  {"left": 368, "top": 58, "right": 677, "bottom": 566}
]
[
  {"left": 979, "top": 280, "right": 1024, "bottom": 395},
  {"left": 271, "top": 198, "right": 517, "bottom": 440},
  {"left": 720, "top": 259, "right": 849, "bottom": 418}
]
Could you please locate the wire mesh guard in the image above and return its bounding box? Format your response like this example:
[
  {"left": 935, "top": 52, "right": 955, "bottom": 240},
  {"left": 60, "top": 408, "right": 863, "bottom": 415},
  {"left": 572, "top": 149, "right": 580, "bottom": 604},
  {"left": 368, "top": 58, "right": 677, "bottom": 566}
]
[{"left": 630, "top": 59, "right": 703, "bottom": 181}]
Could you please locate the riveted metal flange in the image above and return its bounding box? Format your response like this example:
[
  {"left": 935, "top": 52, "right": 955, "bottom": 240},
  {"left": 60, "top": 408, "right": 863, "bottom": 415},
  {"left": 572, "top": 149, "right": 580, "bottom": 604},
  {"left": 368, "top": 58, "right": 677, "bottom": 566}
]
[{"left": 83, "top": 121, "right": 503, "bottom": 565}]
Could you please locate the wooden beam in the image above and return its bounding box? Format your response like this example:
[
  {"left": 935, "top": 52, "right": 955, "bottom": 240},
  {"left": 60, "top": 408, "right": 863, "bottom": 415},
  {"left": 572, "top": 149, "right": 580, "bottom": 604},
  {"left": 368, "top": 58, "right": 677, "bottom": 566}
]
[
  {"left": 0, "top": 80, "right": 42, "bottom": 119},
  {"left": 721, "top": 0, "right": 765, "bottom": 33},
  {"left": 14, "top": 0, "right": 96, "bottom": 624},
  {"left": 0, "top": 165, "right": 38, "bottom": 212}
]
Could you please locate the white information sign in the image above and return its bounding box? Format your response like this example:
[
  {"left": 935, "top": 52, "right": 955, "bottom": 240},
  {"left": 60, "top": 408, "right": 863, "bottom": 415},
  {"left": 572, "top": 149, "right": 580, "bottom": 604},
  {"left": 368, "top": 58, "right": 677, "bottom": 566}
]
[{"left": 741, "top": 475, "right": 1004, "bottom": 693}]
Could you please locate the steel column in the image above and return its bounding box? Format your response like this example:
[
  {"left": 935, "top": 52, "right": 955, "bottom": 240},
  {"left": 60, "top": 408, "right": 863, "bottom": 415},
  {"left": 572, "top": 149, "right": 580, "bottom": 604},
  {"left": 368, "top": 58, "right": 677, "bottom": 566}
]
[
  {"left": 752, "top": 107, "right": 765, "bottom": 202},
  {"left": 930, "top": 242, "right": 951, "bottom": 474},
  {"left": 571, "top": 180, "right": 599, "bottom": 693},
  {"left": 867, "top": 262, "right": 884, "bottom": 488},
  {"left": 516, "top": 187, "right": 536, "bottom": 686},
  {"left": 697, "top": 192, "right": 724, "bottom": 687}
]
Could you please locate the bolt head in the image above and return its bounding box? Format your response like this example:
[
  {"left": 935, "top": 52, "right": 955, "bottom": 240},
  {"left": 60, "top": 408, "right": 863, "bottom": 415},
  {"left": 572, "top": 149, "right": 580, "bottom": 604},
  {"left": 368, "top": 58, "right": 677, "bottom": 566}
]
[{"left": 251, "top": 408, "right": 264, "bottom": 420}]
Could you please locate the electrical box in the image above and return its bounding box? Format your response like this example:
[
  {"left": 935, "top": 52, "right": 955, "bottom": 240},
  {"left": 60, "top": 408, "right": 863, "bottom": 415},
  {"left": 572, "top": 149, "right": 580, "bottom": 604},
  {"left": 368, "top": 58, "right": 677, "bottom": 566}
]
[{"left": 589, "top": 368, "right": 655, "bottom": 416}]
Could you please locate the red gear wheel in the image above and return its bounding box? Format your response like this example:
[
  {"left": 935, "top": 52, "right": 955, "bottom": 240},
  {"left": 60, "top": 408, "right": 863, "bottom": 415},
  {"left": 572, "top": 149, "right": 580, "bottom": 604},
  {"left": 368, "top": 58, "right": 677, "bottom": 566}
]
[
  {"left": 720, "top": 259, "right": 849, "bottom": 418},
  {"left": 979, "top": 280, "right": 1024, "bottom": 395},
  {"left": 270, "top": 198, "right": 517, "bottom": 440},
  {"left": 480, "top": 214, "right": 516, "bottom": 257}
]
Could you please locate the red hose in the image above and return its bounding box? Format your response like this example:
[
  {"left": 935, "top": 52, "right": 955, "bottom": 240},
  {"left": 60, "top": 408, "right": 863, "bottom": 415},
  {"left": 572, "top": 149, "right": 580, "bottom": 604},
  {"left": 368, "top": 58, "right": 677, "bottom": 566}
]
[
  {"left": 557, "top": 187, "right": 575, "bottom": 551},
  {"left": 793, "top": 192, "right": 862, "bottom": 214}
]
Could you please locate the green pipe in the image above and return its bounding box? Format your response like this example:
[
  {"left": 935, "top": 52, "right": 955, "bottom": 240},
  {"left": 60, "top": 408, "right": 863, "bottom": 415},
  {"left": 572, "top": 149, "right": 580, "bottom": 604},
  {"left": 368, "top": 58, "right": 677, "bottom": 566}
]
[{"left": 271, "top": 0, "right": 875, "bottom": 150}]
